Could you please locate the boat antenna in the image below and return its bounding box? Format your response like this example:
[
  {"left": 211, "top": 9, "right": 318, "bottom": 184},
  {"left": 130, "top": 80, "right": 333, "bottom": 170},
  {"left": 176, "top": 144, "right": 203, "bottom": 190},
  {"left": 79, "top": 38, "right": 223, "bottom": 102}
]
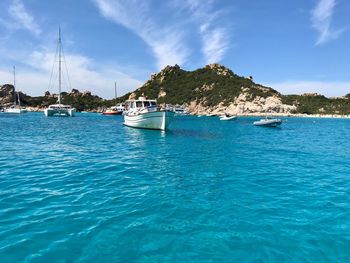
[
  {"left": 13, "top": 65, "right": 16, "bottom": 106},
  {"left": 58, "top": 26, "right": 62, "bottom": 105}
]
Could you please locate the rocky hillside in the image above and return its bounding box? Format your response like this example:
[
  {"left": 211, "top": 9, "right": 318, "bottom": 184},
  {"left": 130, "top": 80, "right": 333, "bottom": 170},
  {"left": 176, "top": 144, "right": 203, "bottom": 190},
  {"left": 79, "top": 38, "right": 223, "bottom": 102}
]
[
  {"left": 126, "top": 64, "right": 296, "bottom": 115},
  {"left": 0, "top": 85, "right": 110, "bottom": 111}
]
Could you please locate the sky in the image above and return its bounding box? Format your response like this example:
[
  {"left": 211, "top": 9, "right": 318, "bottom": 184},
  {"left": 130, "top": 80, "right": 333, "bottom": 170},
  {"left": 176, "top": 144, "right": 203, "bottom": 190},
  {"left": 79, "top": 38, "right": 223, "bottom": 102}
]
[{"left": 0, "top": 0, "right": 349, "bottom": 98}]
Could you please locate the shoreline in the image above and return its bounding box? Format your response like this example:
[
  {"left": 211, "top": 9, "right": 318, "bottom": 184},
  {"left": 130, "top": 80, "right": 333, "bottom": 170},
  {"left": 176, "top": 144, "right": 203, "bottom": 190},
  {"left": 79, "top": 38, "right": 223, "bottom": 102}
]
[
  {"left": 22, "top": 107, "right": 350, "bottom": 118},
  {"left": 191, "top": 113, "right": 350, "bottom": 119}
]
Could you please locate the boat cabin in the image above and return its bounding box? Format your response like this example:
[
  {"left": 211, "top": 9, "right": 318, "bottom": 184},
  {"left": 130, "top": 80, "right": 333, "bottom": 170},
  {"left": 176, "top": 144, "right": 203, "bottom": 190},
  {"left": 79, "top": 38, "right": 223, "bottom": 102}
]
[
  {"left": 111, "top": 103, "right": 126, "bottom": 112},
  {"left": 48, "top": 104, "right": 73, "bottom": 110},
  {"left": 126, "top": 97, "right": 158, "bottom": 114}
]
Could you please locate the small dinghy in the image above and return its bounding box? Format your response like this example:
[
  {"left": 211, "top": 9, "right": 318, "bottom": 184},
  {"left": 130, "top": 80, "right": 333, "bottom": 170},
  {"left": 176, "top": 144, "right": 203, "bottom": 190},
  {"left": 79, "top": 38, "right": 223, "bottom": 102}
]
[
  {"left": 219, "top": 114, "right": 237, "bottom": 121},
  {"left": 253, "top": 118, "right": 282, "bottom": 127}
]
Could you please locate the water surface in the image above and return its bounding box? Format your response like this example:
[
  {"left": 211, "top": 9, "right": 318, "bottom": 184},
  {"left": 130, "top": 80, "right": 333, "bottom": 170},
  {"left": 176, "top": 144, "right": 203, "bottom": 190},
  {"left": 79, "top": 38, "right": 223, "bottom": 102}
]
[{"left": 0, "top": 113, "right": 349, "bottom": 262}]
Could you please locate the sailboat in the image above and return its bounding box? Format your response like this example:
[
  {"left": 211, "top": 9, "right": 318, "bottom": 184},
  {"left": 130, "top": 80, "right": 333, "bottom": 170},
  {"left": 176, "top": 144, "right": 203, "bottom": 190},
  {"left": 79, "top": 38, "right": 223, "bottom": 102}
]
[
  {"left": 44, "top": 28, "right": 76, "bottom": 117},
  {"left": 102, "top": 82, "right": 125, "bottom": 115},
  {"left": 4, "top": 66, "right": 27, "bottom": 114}
]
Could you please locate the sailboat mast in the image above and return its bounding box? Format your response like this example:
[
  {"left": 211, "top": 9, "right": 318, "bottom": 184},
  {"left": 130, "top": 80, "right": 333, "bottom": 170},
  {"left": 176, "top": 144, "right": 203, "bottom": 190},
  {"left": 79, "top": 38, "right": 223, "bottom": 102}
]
[
  {"left": 58, "top": 27, "right": 62, "bottom": 105},
  {"left": 114, "top": 82, "right": 117, "bottom": 99},
  {"left": 13, "top": 66, "right": 16, "bottom": 106}
]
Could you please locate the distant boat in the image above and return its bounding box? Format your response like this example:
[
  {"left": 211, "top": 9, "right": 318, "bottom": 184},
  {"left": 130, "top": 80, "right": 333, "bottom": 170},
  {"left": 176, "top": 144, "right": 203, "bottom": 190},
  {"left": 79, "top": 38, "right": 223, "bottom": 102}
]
[
  {"left": 124, "top": 96, "right": 174, "bottom": 130},
  {"left": 253, "top": 117, "right": 282, "bottom": 127},
  {"left": 44, "top": 27, "right": 76, "bottom": 117},
  {"left": 206, "top": 113, "right": 216, "bottom": 117},
  {"left": 102, "top": 83, "right": 125, "bottom": 115},
  {"left": 173, "top": 105, "right": 188, "bottom": 116},
  {"left": 219, "top": 114, "right": 237, "bottom": 121},
  {"left": 102, "top": 104, "right": 125, "bottom": 115},
  {"left": 4, "top": 66, "right": 27, "bottom": 114}
]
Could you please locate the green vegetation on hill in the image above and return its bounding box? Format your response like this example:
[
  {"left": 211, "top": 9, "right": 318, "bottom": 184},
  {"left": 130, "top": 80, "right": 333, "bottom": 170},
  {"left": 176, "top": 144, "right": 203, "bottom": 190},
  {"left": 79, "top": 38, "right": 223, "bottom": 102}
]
[
  {"left": 282, "top": 94, "right": 350, "bottom": 115},
  {"left": 127, "top": 64, "right": 279, "bottom": 107},
  {"left": 19, "top": 92, "right": 105, "bottom": 111}
]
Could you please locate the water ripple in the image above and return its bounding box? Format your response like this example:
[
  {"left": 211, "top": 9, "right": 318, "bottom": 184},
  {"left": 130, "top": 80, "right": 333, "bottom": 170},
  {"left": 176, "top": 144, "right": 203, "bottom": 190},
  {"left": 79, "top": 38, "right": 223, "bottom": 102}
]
[{"left": 0, "top": 114, "right": 350, "bottom": 262}]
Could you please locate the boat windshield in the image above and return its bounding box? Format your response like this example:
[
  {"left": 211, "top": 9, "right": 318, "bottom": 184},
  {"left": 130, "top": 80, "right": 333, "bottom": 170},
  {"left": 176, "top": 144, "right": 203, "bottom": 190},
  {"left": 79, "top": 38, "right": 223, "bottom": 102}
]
[{"left": 128, "top": 100, "right": 157, "bottom": 108}]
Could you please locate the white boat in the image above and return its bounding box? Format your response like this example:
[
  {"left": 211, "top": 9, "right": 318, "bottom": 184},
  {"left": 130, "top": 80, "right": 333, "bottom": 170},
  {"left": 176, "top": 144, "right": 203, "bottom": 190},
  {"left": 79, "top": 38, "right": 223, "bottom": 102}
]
[
  {"left": 219, "top": 114, "right": 237, "bottom": 121},
  {"left": 173, "top": 105, "right": 188, "bottom": 115},
  {"left": 45, "top": 104, "right": 76, "bottom": 117},
  {"left": 4, "top": 66, "right": 27, "bottom": 114},
  {"left": 124, "top": 97, "right": 174, "bottom": 130},
  {"left": 44, "top": 27, "right": 76, "bottom": 117},
  {"left": 253, "top": 117, "right": 282, "bottom": 127},
  {"left": 4, "top": 107, "right": 27, "bottom": 114}
]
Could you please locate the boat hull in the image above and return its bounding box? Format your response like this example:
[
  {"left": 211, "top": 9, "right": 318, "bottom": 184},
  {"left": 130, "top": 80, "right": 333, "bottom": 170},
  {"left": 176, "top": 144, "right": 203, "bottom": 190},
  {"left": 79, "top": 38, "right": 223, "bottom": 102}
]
[
  {"left": 220, "top": 116, "right": 237, "bottom": 121},
  {"left": 4, "top": 108, "right": 27, "bottom": 114},
  {"left": 102, "top": 111, "right": 123, "bottom": 115},
  {"left": 124, "top": 111, "right": 175, "bottom": 130},
  {"left": 45, "top": 108, "right": 76, "bottom": 117},
  {"left": 253, "top": 119, "right": 282, "bottom": 127}
]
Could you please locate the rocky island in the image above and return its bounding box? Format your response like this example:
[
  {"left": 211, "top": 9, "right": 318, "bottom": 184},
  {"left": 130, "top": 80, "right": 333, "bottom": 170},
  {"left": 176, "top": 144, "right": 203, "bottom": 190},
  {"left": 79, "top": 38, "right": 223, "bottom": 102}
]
[
  {"left": 124, "top": 64, "right": 350, "bottom": 116},
  {"left": 1, "top": 64, "right": 350, "bottom": 116}
]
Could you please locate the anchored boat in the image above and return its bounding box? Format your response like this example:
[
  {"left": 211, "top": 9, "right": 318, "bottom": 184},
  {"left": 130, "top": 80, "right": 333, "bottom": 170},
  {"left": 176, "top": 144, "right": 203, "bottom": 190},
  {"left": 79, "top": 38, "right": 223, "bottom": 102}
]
[
  {"left": 102, "top": 104, "right": 125, "bottom": 115},
  {"left": 44, "top": 27, "right": 76, "bottom": 117},
  {"left": 253, "top": 117, "right": 282, "bottom": 127},
  {"left": 4, "top": 66, "right": 27, "bottom": 114},
  {"left": 124, "top": 97, "right": 174, "bottom": 130},
  {"left": 102, "top": 83, "right": 125, "bottom": 115},
  {"left": 219, "top": 114, "right": 237, "bottom": 121}
]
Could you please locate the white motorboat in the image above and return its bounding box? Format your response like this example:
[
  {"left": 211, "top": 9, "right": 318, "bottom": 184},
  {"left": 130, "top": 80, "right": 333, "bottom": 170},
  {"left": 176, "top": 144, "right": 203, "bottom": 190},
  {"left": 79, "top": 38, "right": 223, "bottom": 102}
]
[
  {"left": 124, "top": 97, "right": 174, "bottom": 130},
  {"left": 4, "top": 66, "right": 27, "bottom": 114},
  {"left": 44, "top": 27, "right": 76, "bottom": 117},
  {"left": 253, "top": 117, "right": 282, "bottom": 127},
  {"left": 219, "top": 114, "right": 237, "bottom": 121},
  {"left": 173, "top": 105, "right": 188, "bottom": 115}
]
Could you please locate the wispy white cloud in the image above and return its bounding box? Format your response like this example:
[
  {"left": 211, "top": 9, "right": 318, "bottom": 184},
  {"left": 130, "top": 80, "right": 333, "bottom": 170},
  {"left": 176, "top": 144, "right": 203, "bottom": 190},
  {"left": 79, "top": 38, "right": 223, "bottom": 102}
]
[
  {"left": 181, "top": 0, "right": 230, "bottom": 64},
  {"left": 93, "top": 0, "right": 189, "bottom": 70},
  {"left": 93, "top": 0, "right": 231, "bottom": 68},
  {"left": 311, "top": 0, "right": 344, "bottom": 45},
  {"left": 7, "top": 0, "right": 41, "bottom": 36},
  {"left": 0, "top": 48, "right": 142, "bottom": 98},
  {"left": 270, "top": 81, "right": 350, "bottom": 97}
]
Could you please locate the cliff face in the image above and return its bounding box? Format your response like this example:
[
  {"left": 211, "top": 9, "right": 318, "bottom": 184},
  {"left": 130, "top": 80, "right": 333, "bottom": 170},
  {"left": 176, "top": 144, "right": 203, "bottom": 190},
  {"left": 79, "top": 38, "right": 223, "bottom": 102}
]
[
  {"left": 0, "top": 85, "right": 15, "bottom": 105},
  {"left": 127, "top": 64, "right": 296, "bottom": 115}
]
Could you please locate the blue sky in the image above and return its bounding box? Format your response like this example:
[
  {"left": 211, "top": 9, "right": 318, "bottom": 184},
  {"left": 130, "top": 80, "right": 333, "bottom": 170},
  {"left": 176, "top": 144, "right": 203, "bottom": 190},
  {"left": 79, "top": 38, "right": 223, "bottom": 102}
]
[{"left": 0, "top": 0, "right": 349, "bottom": 98}]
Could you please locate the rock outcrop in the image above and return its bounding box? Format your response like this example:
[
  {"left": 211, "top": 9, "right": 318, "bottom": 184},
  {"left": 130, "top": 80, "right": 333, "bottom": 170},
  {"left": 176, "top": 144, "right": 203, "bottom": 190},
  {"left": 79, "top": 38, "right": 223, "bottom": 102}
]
[
  {"left": 125, "top": 64, "right": 297, "bottom": 115},
  {"left": 0, "top": 84, "right": 15, "bottom": 105}
]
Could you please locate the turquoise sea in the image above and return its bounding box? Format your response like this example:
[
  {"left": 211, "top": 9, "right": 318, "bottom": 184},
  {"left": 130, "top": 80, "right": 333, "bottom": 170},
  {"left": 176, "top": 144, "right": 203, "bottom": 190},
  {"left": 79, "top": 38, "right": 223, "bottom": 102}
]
[{"left": 0, "top": 113, "right": 350, "bottom": 262}]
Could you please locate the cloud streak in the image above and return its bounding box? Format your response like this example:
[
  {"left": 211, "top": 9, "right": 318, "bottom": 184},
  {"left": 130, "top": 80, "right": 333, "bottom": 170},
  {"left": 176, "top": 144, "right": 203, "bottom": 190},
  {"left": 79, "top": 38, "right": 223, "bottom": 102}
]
[
  {"left": 8, "top": 0, "right": 41, "bottom": 36},
  {"left": 311, "top": 0, "right": 344, "bottom": 45},
  {"left": 93, "top": 0, "right": 189, "bottom": 70},
  {"left": 182, "top": 0, "right": 230, "bottom": 64},
  {"left": 93, "top": 0, "right": 231, "bottom": 68}
]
